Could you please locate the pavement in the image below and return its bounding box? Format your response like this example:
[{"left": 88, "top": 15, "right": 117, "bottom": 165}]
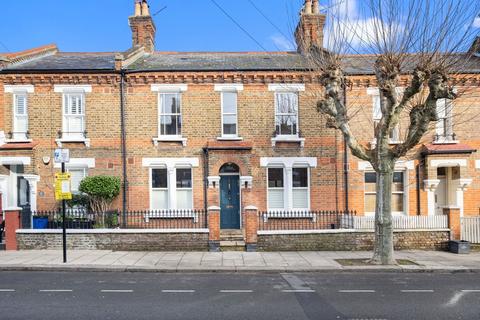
[{"left": 0, "top": 249, "right": 479, "bottom": 272}]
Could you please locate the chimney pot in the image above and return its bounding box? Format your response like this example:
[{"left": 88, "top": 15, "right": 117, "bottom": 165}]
[
  {"left": 304, "top": 0, "right": 313, "bottom": 14},
  {"left": 134, "top": 1, "right": 142, "bottom": 16},
  {"left": 312, "top": 0, "right": 320, "bottom": 14},
  {"left": 141, "top": 0, "right": 150, "bottom": 16}
]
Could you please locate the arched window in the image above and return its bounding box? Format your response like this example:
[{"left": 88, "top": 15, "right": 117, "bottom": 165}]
[{"left": 219, "top": 163, "right": 240, "bottom": 174}]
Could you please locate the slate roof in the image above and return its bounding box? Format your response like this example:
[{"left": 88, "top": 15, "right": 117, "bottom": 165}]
[
  {"left": 1, "top": 53, "right": 117, "bottom": 72},
  {"left": 1, "top": 50, "right": 479, "bottom": 74}
]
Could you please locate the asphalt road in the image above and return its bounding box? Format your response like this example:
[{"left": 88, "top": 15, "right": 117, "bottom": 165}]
[{"left": 0, "top": 271, "right": 479, "bottom": 320}]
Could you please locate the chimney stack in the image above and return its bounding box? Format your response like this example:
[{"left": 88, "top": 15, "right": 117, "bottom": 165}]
[
  {"left": 129, "top": 0, "right": 156, "bottom": 53},
  {"left": 295, "top": 0, "right": 325, "bottom": 53}
]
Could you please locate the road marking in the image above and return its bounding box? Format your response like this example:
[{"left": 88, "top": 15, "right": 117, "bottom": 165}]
[
  {"left": 220, "top": 290, "right": 253, "bottom": 293},
  {"left": 401, "top": 290, "right": 434, "bottom": 293},
  {"left": 39, "top": 290, "right": 73, "bottom": 292},
  {"left": 100, "top": 290, "right": 133, "bottom": 293},
  {"left": 446, "top": 291, "right": 466, "bottom": 307},
  {"left": 461, "top": 290, "right": 480, "bottom": 292},
  {"left": 0, "top": 289, "right": 15, "bottom": 292},
  {"left": 162, "top": 290, "right": 195, "bottom": 293},
  {"left": 338, "top": 290, "right": 375, "bottom": 293},
  {"left": 282, "top": 289, "right": 316, "bottom": 293}
]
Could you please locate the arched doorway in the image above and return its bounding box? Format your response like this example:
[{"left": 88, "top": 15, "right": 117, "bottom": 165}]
[{"left": 219, "top": 163, "right": 240, "bottom": 229}]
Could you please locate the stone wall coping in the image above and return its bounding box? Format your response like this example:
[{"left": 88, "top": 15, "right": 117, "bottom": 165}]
[
  {"left": 16, "top": 228, "right": 209, "bottom": 234},
  {"left": 258, "top": 229, "right": 450, "bottom": 235}
]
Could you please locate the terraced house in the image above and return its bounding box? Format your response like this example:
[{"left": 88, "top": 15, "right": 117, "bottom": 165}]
[{"left": 0, "top": 0, "right": 480, "bottom": 238}]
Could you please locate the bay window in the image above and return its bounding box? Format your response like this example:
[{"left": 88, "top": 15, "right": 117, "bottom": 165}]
[
  {"left": 364, "top": 171, "right": 405, "bottom": 214},
  {"left": 150, "top": 167, "right": 193, "bottom": 210}
]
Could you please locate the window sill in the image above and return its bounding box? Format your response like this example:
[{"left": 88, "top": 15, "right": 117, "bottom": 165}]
[
  {"left": 55, "top": 138, "right": 90, "bottom": 148},
  {"left": 153, "top": 136, "right": 187, "bottom": 147},
  {"left": 5, "top": 139, "right": 33, "bottom": 144},
  {"left": 432, "top": 139, "right": 459, "bottom": 145},
  {"left": 264, "top": 210, "right": 313, "bottom": 221},
  {"left": 271, "top": 136, "right": 305, "bottom": 147},
  {"left": 216, "top": 136, "right": 244, "bottom": 141},
  {"left": 145, "top": 210, "right": 198, "bottom": 222}
]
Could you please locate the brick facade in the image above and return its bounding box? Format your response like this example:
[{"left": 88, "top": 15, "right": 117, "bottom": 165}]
[{"left": 0, "top": 0, "right": 479, "bottom": 240}]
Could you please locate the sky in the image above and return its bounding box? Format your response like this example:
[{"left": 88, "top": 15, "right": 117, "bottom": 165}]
[
  {"left": 0, "top": 0, "right": 304, "bottom": 53},
  {"left": 1, "top": 0, "right": 478, "bottom": 54}
]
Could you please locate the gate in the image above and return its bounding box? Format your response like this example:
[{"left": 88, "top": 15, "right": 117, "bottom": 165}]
[
  {"left": 461, "top": 217, "right": 480, "bottom": 243},
  {"left": 20, "top": 205, "right": 32, "bottom": 229}
]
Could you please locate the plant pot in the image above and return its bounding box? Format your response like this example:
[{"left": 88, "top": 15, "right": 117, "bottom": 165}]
[{"left": 449, "top": 240, "right": 470, "bottom": 254}]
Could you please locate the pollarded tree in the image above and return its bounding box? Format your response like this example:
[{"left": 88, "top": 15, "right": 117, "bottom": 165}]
[{"left": 301, "top": 0, "right": 479, "bottom": 264}]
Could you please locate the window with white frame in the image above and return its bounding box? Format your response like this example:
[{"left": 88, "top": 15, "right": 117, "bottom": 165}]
[
  {"left": 275, "top": 92, "right": 298, "bottom": 136},
  {"left": 221, "top": 91, "right": 238, "bottom": 137},
  {"left": 292, "top": 168, "right": 309, "bottom": 209},
  {"left": 159, "top": 93, "right": 182, "bottom": 136},
  {"left": 13, "top": 93, "right": 28, "bottom": 140},
  {"left": 372, "top": 94, "right": 400, "bottom": 142},
  {"left": 364, "top": 171, "right": 405, "bottom": 214},
  {"left": 63, "top": 93, "right": 85, "bottom": 139},
  {"left": 267, "top": 168, "right": 284, "bottom": 209},
  {"left": 176, "top": 168, "right": 192, "bottom": 209},
  {"left": 436, "top": 99, "right": 453, "bottom": 141},
  {"left": 150, "top": 167, "right": 193, "bottom": 210},
  {"left": 151, "top": 168, "right": 169, "bottom": 210},
  {"left": 67, "top": 167, "right": 87, "bottom": 193}
]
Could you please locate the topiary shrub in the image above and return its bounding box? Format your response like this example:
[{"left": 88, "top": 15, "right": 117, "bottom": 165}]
[{"left": 79, "top": 176, "right": 121, "bottom": 227}]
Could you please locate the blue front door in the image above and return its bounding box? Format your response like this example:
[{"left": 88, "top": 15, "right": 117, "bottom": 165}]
[{"left": 220, "top": 175, "right": 240, "bottom": 229}]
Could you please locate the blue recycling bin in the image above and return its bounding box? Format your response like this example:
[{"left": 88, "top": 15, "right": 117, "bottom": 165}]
[{"left": 33, "top": 216, "right": 49, "bottom": 229}]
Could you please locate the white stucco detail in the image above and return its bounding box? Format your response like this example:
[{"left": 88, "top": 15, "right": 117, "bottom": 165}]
[
  {"left": 207, "top": 176, "right": 220, "bottom": 189},
  {"left": 0, "top": 157, "right": 31, "bottom": 165},
  {"left": 268, "top": 83, "right": 305, "bottom": 92},
  {"left": 151, "top": 84, "right": 188, "bottom": 92},
  {"left": 476, "top": 160, "right": 480, "bottom": 169},
  {"left": 214, "top": 84, "right": 244, "bottom": 91},
  {"left": 358, "top": 160, "right": 414, "bottom": 171},
  {"left": 54, "top": 158, "right": 95, "bottom": 169},
  {"left": 4, "top": 85, "right": 35, "bottom": 93},
  {"left": 142, "top": 158, "right": 199, "bottom": 168},
  {"left": 240, "top": 176, "right": 253, "bottom": 189},
  {"left": 23, "top": 174, "right": 40, "bottom": 211},
  {"left": 430, "top": 159, "right": 467, "bottom": 167},
  {"left": 260, "top": 157, "right": 317, "bottom": 168},
  {"left": 54, "top": 85, "right": 92, "bottom": 93}
]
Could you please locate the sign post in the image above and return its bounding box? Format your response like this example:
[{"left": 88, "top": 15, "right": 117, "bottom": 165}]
[{"left": 54, "top": 149, "right": 71, "bottom": 263}]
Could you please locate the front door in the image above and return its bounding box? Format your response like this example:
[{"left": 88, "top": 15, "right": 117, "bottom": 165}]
[
  {"left": 220, "top": 175, "right": 240, "bottom": 229},
  {"left": 435, "top": 176, "right": 446, "bottom": 215},
  {"left": 17, "top": 176, "right": 31, "bottom": 228}
]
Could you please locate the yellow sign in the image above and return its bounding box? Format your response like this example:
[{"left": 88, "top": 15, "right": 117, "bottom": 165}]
[{"left": 55, "top": 173, "right": 72, "bottom": 201}]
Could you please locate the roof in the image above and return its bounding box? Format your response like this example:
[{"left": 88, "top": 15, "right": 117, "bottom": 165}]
[
  {"left": 1, "top": 48, "right": 479, "bottom": 74},
  {"left": 1, "top": 52, "right": 117, "bottom": 72},
  {"left": 422, "top": 143, "right": 477, "bottom": 155}
]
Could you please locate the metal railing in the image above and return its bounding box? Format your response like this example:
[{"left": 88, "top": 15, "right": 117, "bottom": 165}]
[
  {"left": 31, "top": 209, "right": 207, "bottom": 229},
  {"left": 258, "top": 210, "right": 356, "bottom": 231}
]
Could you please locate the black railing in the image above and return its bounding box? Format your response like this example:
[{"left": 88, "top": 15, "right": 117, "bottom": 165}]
[
  {"left": 258, "top": 210, "right": 356, "bottom": 231},
  {"left": 31, "top": 209, "right": 207, "bottom": 229}
]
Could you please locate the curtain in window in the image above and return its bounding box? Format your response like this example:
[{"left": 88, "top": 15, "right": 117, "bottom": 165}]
[{"left": 275, "top": 93, "right": 298, "bottom": 136}]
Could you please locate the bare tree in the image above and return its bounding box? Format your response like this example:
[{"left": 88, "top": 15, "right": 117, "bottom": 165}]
[{"left": 302, "top": 0, "right": 479, "bottom": 264}]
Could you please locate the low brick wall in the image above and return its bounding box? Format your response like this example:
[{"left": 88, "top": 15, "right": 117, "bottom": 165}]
[
  {"left": 16, "top": 229, "right": 209, "bottom": 251},
  {"left": 257, "top": 230, "right": 450, "bottom": 251}
]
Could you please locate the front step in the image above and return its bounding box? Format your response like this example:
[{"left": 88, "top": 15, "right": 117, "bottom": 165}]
[
  {"left": 220, "top": 240, "right": 246, "bottom": 252},
  {"left": 220, "top": 230, "right": 245, "bottom": 251}
]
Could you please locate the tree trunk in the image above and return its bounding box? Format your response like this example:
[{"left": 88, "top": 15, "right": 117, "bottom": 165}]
[{"left": 370, "top": 167, "right": 395, "bottom": 265}]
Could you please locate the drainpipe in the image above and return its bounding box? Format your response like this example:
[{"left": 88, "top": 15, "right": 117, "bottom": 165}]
[
  {"left": 416, "top": 162, "right": 422, "bottom": 216},
  {"left": 342, "top": 85, "right": 349, "bottom": 212},
  {"left": 120, "top": 70, "right": 128, "bottom": 224},
  {"left": 202, "top": 147, "right": 209, "bottom": 213}
]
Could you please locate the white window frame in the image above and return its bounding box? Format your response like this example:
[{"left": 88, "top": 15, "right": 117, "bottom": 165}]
[
  {"left": 12, "top": 92, "right": 29, "bottom": 141},
  {"left": 175, "top": 166, "right": 194, "bottom": 210},
  {"left": 364, "top": 170, "right": 407, "bottom": 216},
  {"left": 149, "top": 166, "right": 194, "bottom": 211},
  {"left": 62, "top": 92, "right": 86, "bottom": 139},
  {"left": 369, "top": 88, "right": 401, "bottom": 144},
  {"left": 292, "top": 167, "right": 310, "bottom": 210},
  {"left": 267, "top": 166, "right": 286, "bottom": 211},
  {"left": 150, "top": 167, "right": 169, "bottom": 210},
  {"left": 435, "top": 98, "right": 454, "bottom": 143},
  {"left": 221, "top": 91, "right": 238, "bottom": 138},
  {"left": 67, "top": 167, "right": 87, "bottom": 193},
  {"left": 274, "top": 92, "right": 299, "bottom": 137},
  {"left": 158, "top": 92, "right": 182, "bottom": 138}
]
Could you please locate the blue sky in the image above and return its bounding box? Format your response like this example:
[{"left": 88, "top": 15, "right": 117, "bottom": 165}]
[{"left": 0, "top": 0, "right": 304, "bottom": 53}]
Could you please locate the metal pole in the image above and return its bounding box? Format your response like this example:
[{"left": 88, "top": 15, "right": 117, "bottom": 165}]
[{"left": 62, "top": 162, "right": 67, "bottom": 263}]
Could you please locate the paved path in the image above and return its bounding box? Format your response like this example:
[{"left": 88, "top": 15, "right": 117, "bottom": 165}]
[{"left": 0, "top": 250, "right": 479, "bottom": 272}]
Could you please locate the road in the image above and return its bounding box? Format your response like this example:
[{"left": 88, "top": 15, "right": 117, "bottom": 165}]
[{"left": 0, "top": 271, "right": 479, "bottom": 319}]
